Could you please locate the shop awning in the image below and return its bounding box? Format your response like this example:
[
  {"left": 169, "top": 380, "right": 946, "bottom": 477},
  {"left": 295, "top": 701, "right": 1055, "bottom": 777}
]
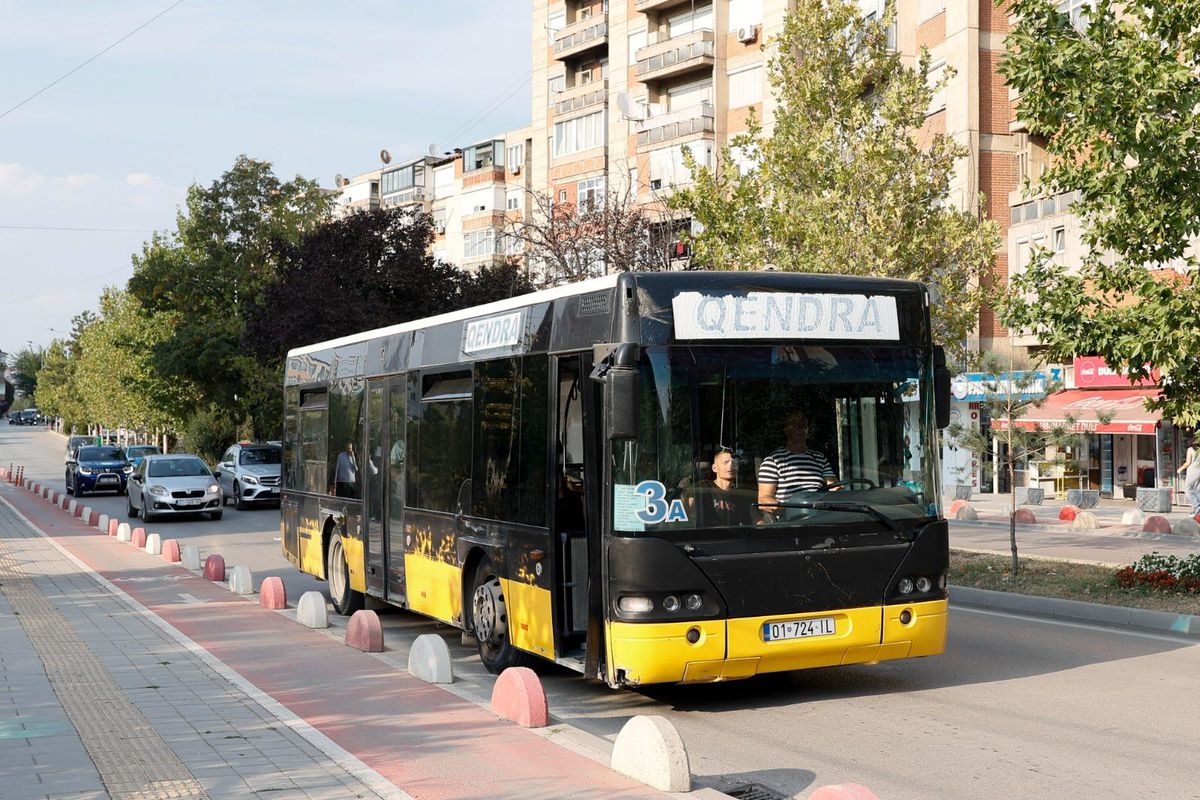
[{"left": 992, "top": 388, "right": 1162, "bottom": 434}]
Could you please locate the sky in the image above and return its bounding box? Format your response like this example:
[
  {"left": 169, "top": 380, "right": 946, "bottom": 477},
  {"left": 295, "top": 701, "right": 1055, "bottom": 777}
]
[{"left": 0, "top": 0, "right": 533, "bottom": 359}]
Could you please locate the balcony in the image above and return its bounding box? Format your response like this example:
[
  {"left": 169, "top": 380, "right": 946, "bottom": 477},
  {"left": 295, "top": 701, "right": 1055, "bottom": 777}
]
[
  {"left": 635, "top": 0, "right": 695, "bottom": 11},
  {"left": 635, "top": 30, "right": 715, "bottom": 83},
  {"left": 554, "top": 80, "right": 608, "bottom": 117},
  {"left": 554, "top": 18, "right": 608, "bottom": 61},
  {"left": 381, "top": 186, "right": 427, "bottom": 208},
  {"left": 636, "top": 102, "right": 715, "bottom": 149}
]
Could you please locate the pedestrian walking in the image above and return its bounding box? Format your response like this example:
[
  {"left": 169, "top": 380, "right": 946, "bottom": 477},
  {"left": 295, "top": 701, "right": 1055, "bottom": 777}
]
[{"left": 1176, "top": 436, "right": 1200, "bottom": 516}]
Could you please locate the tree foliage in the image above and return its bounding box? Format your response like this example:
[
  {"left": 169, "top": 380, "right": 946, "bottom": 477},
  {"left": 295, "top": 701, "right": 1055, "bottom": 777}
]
[
  {"left": 244, "top": 208, "right": 535, "bottom": 363},
  {"left": 998, "top": 0, "right": 1200, "bottom": 423},
  {"left": 505, "top": 189, "right": 680, "bottom": 287},
  {"left": 9, "top": 347, "right": 43, "bottom": 397},
  {"left": 668, "top": 0, "right": 1000, "bottom": 346}
]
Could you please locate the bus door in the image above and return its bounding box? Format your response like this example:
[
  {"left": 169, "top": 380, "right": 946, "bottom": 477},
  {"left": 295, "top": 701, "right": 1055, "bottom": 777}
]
[
  {"left": 552, "top": 354, "right": 601, "bottom": 668},
  {"left": 385, "top": 375, "right": 407, "bottom": 603},
  {"left": 363, "top": 379, "right": 387, "bottom": 599}
]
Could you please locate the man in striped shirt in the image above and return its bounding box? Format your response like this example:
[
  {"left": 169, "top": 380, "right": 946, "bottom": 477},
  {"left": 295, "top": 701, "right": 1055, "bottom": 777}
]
[{"left": 757, "top": 412, "right": 836, "bottom": 513}]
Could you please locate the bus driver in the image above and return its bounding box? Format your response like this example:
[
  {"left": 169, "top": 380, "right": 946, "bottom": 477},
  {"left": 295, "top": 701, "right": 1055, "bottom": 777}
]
[{"left": 757, "top": 411, "right": 836, "bottom": 515}]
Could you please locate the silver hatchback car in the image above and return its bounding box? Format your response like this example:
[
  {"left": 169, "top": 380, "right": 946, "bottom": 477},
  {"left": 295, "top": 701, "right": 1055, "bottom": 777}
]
[
  {"left": 127, "top": 454, "right": 223, "bottom": 523},
  {"left": 214, "top": 443, "right": 282, "bottom": 510}
]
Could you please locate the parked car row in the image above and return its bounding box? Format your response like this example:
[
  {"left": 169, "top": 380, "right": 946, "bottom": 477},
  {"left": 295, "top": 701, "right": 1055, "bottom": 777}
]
[
  {"left": 60, "top": 437, "right": 283, "bottom": 522},
  {"left": 7, "top": 408, "right": 45, "bottom": 425}
]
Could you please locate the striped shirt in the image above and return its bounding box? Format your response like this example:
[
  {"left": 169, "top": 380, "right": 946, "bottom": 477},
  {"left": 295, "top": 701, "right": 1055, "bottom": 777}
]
[{"left": 757, "top": 448, "right": 835, "bottom": 501}]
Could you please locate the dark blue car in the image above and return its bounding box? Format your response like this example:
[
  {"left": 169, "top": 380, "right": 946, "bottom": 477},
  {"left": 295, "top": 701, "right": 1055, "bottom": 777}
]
[{"left": 66, "top": 445, "right": 130, "bottom": 497}]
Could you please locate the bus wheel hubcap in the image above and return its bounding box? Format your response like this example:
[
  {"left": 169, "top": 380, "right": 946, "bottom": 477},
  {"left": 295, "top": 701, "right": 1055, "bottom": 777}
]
[
  {"left": 330, "top": 540, "right": 345, "bottom": 599},
  {"left": 473, "top": 577, "right": 506, "bottom": 646}
]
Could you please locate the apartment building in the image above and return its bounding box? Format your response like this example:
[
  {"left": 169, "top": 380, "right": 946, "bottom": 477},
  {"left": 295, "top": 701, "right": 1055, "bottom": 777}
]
[{"left": 331, "top": 168, "right": 381, "bottom": 217}]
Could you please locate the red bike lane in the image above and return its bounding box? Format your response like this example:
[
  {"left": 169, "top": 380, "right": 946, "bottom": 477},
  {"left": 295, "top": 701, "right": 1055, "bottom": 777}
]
[{"left": 1, "top": 482, "right": 669, "bottom": 800}]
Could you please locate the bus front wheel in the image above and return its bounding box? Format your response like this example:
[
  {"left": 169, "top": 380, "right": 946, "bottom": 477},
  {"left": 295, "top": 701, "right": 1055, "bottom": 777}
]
[
  {"left": 469, "top": 558, "right": 537, "bottom": 674},
  {"left": 327, "top": 532, "right": 364, "bottom": 616}
]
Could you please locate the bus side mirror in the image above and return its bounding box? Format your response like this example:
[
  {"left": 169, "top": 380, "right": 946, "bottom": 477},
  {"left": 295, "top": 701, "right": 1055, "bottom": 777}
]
[
  {"left": 606, "top": 343, "right": 640, "bottom": 440},
  {"left": 933, "top": 345, "right": 951, "bottom": 429}
]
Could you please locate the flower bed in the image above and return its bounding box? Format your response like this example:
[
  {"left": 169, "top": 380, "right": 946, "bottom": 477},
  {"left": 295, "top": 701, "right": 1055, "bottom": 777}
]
[{"left": 1114, "top": 552, "right": 1200, "bottom": 594}]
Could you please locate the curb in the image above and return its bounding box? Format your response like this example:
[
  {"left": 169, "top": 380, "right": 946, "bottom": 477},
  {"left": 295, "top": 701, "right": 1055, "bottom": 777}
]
[
  {"left": 951, "top": 584, "right": 1200, "bottom": 640},
  {"left": 952, "top": 517, "right": 1200, "bottom": 543}
]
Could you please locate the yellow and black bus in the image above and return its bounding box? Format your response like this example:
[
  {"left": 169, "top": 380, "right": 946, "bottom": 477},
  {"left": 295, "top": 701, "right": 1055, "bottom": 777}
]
[{"left": 281, "top": 271, "right": 951, "bottom": 687}]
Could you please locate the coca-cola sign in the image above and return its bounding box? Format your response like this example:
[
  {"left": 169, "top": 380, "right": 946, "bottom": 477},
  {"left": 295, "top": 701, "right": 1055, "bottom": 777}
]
[{"left": 1073, "top": 356, "right": 1158, "bottom": 389}]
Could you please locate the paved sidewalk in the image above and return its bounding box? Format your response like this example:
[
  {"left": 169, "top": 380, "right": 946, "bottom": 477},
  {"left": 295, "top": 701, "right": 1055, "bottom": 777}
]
[{"left": 0, "top": 498, "right": 397, "bottom": 800}]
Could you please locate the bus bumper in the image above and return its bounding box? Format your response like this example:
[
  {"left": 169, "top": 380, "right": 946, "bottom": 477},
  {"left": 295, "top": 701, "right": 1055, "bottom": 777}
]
[{"left": 608, "top": 599, "right": 947, "bottom": 686}]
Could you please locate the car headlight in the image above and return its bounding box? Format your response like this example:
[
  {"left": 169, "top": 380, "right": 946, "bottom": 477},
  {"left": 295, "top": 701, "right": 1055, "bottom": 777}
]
[
  {"left": 148, "top": 485, "right": 169, "bottom": 497},
  {"left": 241, "top": 475, "right": 259, "bottom": 485},
  {"left": 207, "top": 484, "right": 219, "bottom": 494},
  {"left": 78, "top": 467, "right": 93, "bottom": 475},
  {"left": 123, "top": 466, "right": 133, "bottom": 474}
]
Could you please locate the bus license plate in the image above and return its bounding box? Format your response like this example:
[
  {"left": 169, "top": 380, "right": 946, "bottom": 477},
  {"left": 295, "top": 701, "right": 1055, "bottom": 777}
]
[{"left": 763, "top": 617, "right": 836, "bottom": 642}]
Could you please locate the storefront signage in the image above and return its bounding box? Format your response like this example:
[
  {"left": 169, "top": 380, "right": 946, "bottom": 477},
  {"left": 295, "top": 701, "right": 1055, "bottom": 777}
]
[
  {"left": 1073, "top": 356, "right": 1158, "bottom": 389},
  {"left": 672, "top": 292, "right": 900, "bottom": 341},
  {"left": 462, "top": 310, "right": 525, "bottom": 354},
  {"left": 951, "top": 369, "right": 1060, "bottom": 402}
]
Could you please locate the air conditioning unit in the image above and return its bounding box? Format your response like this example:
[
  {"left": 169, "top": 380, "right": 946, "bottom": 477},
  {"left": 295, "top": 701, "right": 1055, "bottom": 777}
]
[{"left": 737, "top": 25, "right": 758, "bottom": 43}]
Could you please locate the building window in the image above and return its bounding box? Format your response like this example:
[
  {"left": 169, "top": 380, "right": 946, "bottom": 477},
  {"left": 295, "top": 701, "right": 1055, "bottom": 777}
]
[
  {"left": 553, "top": 110, "right": 606, "bottom": 157},
  {"left": 668, "top": 3, "right": 713, "bottom": 36},
  {"left": 649, "top": 141, "right": 713, "bottom": 190},
  {"left": 918, "top": 0, "right": 946, "bottom": 22},
  {"left": 463, "top": 229, "right": 499, "bottom": 259},
  {"left": 463, "top": 140, "right": 504, "bottom": 172},
  {"left": 381, "top": 163, "right": 424, "bottom": 196},
  {"left": 577, "top": 177, "right": 605, "bottom": 211},
  {"left": 1052, "top": 227, "right": 1066, "bottom": 253},
  {"left": 667, "top": 77, "right": 713, "bottom": 110},
  {"left": 1057, "top": 0, "right": 1092, "bottom": 30},
  {"left": 548, "top": 9, "right": 566, "bottom": 32},
  {"left": 507, "top": 143, "right": 525, "bottom": 173},
  {"left": 926, "top": 60, "right": 947, "bottom": 115},
  {"left": 728, "top": 0, "right": 763, "bottom": 31},
  {"left": 506, "top": 188, "right": 522, "bottom": 211},
  {"left": 727, "top": 65, "right": 763, "bottom": 108},
  {"left": 548, "top": 73, "right": 566, "bottom": 103},
  {"left": 628, "top": 29, "right": 646, "bottom": 57}
]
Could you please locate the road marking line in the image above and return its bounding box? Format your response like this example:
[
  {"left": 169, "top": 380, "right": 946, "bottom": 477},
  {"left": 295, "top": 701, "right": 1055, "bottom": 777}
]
[{"left": 177, "top": 593, "right": 209, "bottom": 604}]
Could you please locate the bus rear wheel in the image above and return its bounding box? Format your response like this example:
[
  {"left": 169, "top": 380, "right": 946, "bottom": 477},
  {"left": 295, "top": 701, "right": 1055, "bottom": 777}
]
[
  {"left": 469, "top": 558, "right": 537, "bottom": 674},
  {"left": 327, "top": 532, "right": 364, "bottom": 616}
]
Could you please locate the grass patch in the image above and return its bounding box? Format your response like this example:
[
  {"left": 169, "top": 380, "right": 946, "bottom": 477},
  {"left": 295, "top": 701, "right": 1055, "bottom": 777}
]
[{"left": 949, "top": 549, "right": 1200, "bottom": 616}]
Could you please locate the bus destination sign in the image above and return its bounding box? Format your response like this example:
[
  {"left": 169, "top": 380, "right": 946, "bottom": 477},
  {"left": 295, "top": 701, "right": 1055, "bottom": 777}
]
[
  {"left": 462, "top": 310, "right": 526, "bottom": 354},
  {"left": 671, "top": 291, "right": 900, "bottom": 341}
]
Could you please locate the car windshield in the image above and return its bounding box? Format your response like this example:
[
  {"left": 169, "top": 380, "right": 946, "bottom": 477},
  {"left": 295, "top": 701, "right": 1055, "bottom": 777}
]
[
  {"left": 240, "top": 447, "right": 281, "bottom": 466},
  {"left": 79, "top": 447, "right": 124, "bottom": 461},
  {"left": 127, "top": 446, "right": 160, "bottom": 457},
  {"left": 148, "top": 458, "right": 210, "bottom": 478},
  {"left": 610, "top": 345, "right": 939, "bottom": 535}
]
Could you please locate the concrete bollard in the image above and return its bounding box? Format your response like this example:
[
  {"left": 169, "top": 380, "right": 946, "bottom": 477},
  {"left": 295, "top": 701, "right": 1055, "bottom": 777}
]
[
  {"left": 50, "top": 491, "right": 59, "bottom": 505},
  {"left": 297, "top": 591, "right": 329, "bottom": 628},
  {"left": 144, "top": 533, "right": 162, "bottom": 555},
  {"left": 345, "top": 610, "right": 384, "bottom": 652},
  {"left": 953, "top": 505, "right": 978, "bottom": 521},
  {"left": 1058, "top": 505, "right": 1079, "bottom": 522},
  {"left": 41, "top": 486, "right": 49, "bottom": 499},
  {"left": 97, "top": 514, "right": 110, "bottom": 533},
  {"left": 203, "top": 554, "right": 226, "bottom": 582},
  {"left": 1143, "top": 515, "right": 1172, "bottom": 534},
  {"left": 259, "top": 576, "right": 287, "bottom": 610},
  {"left": 117, "top": 522, "right": 132, "bottom": 542},
  {"left": 491, "top": 667, "right": 548, "bottom": 728},
  {"left": 1071, "top": 511, "right": 1099, "bottom": 529},
  {"left": 408, "top": 634, "right": 454, "bottom": 684},
  {"left": 85, "top": 508, "right": 99, "bottom": 527},
  {"left": 808, "top": 785, "right": 881, "bottom": 800},
  {"left": 229, "top": 565, "right": 253, "bottom": 595},
  {"left": 60, "top": 496, "right": 69, "bottom": 510},
  {"left": 1171, "top": 517, "right": 1200, "bottom": 536},
  {"left": 162, "top": 539, "right": 181, "bottom": 563},
  {"left": 181, "top": 545, "right": 201, "bottom": 570},
  {"left": 610, "top": 715, "right": 690, "bottom": 792},
  {"left": 131, "top": 528, "right": 147, "bottom": 548},
  {"left": 108, "top": 518, "right": 119, "bottom": 537},
  {"left": 68, "top": 500, "right": 79, "bottom": 516},
  {"left": 1014, "top": 508, "right": 1037, "bottom": 525},
  {"left": 1122, "top": 508, "right": 1146, "bottom": 526},
  {"left": 947, "top": 499, "right": 969, "bottom": 518}
]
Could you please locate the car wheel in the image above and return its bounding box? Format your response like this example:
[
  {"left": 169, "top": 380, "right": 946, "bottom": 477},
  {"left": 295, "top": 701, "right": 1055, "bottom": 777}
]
[
  {"left": 468, "top": 557, "right": 538, "bottom": 674},
  {"left": 127, "top": 494, "right": 139, "bottom": 519},
  {"left": 326, "top": 532, "right": 364, "bottom": 616},
  {"left": 235, "top": 483, "right": 248, "bottom": 511},
  {"left": 209, "top": 509, "right": 223, "bottom": 521}
]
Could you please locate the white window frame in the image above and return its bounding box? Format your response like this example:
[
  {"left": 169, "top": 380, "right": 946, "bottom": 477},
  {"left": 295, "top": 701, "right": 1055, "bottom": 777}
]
[
  {"left": 576, "top": 177, "right": 606, "bottom": 212},
  {"left": 926, "top": 60, "right": 947, "bottom": 115},
  {"left": 552, "top": 109, "right": 607, "bottom": 158},
  {"left": 506, "top": 143, "right": 524, "bottom": 172},
  {"left": 728, "top": 0, "right": 763, "bottom": 32},
  {"left": 506, "top": 188, "right": 523, "bottom": 211},
  {"left": 727, "top": 65, "right": 763, "bottom": 109},
  {"left": 918, "top": 0, "right": 946, "bottom": 23}
]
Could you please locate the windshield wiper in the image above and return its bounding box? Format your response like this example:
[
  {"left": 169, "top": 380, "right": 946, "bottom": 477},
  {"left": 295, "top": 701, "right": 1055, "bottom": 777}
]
[{"left": 757, "top": 500, "right": 904, "bottom": 534}]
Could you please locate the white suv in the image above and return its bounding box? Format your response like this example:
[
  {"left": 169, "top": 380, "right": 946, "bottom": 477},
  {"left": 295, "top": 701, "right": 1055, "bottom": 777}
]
[{"left": 214, "top": 443, "right": 283, "bottom": 510}]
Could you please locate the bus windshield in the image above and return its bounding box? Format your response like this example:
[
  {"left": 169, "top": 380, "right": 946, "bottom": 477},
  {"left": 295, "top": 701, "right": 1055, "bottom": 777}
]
[{"left": 611, "top": 345, "right": 939, "bottom": 534}]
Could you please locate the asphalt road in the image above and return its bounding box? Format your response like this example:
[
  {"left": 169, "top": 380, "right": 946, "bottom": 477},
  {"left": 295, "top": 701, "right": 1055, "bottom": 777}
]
[{"left": 4, "top": 424, "right": 1198, "bottom": 800}]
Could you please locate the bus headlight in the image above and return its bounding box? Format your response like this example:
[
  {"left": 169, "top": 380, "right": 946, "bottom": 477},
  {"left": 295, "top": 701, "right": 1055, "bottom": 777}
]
[
  {"left": 618, "top": 596, "right": 653, "bottom": 614},
  {"left": 916, "top": 576, "right": 932, "bottom": 593},
  {"left": 897, "top": 577, "right": 915, "bottom": 595},
  {"left": 662, "top": 595, "right": 681, "bottom": 613},
  {"left": 684, "top": 593, "right": 703, "bottom": 611}
]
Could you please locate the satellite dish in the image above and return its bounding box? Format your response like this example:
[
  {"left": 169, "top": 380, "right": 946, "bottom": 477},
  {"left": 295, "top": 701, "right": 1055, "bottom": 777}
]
[
  {"left": 380, "top": 149, "right": 392, "bottom": 164},
  {"left": 334, "top": 173, "right": 345, "bottom": 188},
  {"left": 427, "top": 143, "right": 438, "bottom": 157},
  {"left": 616, "top": 93, "right": 646, "bottom": 121}
]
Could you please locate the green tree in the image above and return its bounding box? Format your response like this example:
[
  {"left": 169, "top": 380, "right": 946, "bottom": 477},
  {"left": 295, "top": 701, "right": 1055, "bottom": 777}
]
[
  {"left": 128, "top": 155, "right": 333, "bottom": 437},
  {"left": 997, "top": 0, "right": 1200, "bottom": 423},
  {"left": 33, "top": 340, "right": 87, "bottom": 431},
  {"left": 668, "top": 0, "right": 1000, "bottom": 346},
  {"left": 10, "top": 347, "right": 43, "bottom": 397}
]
